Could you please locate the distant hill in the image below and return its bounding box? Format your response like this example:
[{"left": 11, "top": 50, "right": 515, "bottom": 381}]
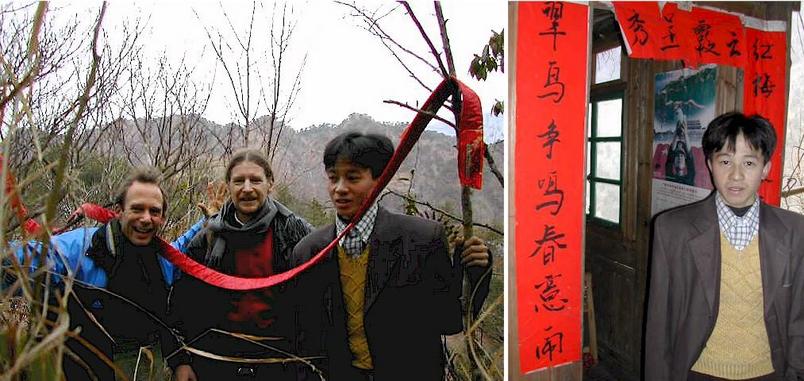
[
  {"left": 111, "top": 112, "right": 504, "bottom": 228},
  {"left": 270, "top": 113, "right": 504, "bottom": 227}
]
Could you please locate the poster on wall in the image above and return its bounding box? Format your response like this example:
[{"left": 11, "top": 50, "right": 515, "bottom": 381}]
[{"left": 650, "top": 65, "right": 717, "bottom": 216}]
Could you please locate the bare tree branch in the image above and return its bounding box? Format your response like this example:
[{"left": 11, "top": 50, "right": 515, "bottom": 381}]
[
  {"left": 383, "top": 189, "right": 502, "bottom": 236},
  {"left": 400, "top": 2, "right": 448, "bottom": 77},
  {"left": 383, "top": 99, "right": 455, "bottom": 128},
  {"left": 484, "top": 148, "right": 503, "bottom": 188}
]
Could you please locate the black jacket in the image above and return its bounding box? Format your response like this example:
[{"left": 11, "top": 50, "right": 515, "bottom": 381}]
[
  {"left": 170, "top": 198, "right": 312, "bottom": 377},
  {"left": 65, "top": 219, "right": 186, "bottom": 380},
  {"left": 289, "top": 207, "right": 491, "bottom": 381}
]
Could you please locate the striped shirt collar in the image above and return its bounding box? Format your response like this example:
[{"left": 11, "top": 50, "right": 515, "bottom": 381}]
[
  {"left": 715, "top": 193, "right": 760, "bottom": 251},
  {"left": 335, "top": 202, "right": 379, "bottom": 257}
]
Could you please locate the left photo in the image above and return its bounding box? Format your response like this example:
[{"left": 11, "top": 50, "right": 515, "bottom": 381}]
[{"left": 0, "top": 2, "right": 504, "bottom": 380}]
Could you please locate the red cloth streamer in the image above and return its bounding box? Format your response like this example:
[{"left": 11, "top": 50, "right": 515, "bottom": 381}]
[
  {"left": 456, "top": 81, "right": 485, "bottom": 189},
  {"left": 0, "top": 156, "right": 41, "bottom": 235},
  {"left": 160, "top": 78, "right": 474, "bottom": 290},
  {"left": 16, "top": 77, "right": 481, "bottom": 291},
  {"left": 75, "top": 203, "right": 118, "bottom": 223}
]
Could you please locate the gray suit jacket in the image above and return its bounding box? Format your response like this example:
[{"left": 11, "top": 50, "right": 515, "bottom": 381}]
[{"left": 645, "top": 194, "right": 804, "bottom": 380}]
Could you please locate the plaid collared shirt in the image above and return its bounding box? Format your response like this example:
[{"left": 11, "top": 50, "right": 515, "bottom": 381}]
[
  {"left": 715, "top": 193, "right": 760, "bottom": 251},
  {"left": 335, "top": 202, "right": 379, "bottom": 257}
]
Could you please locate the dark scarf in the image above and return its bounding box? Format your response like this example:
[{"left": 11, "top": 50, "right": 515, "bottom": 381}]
[{"left": 205, "top": 199, "right": 277, "bottom": 269}]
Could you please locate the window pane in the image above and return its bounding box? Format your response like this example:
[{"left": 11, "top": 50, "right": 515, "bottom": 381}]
[
  {"left": 588, "top": 103, "right": 593, "bottom": 138},
  {"left": 586, "top": 180, "right": 591, "bottom": 215},
  {"left": 596, "top": 98, "right": 622, "bottom": 137},
  {"left": 594, "top": 46, "right": 621, "bottom": 84},
  {"left": 595, "top": 183, "right": 620, "bottom": 223},
  {"left": 595, "top": 142, "right": 621, "bottom": 180}
]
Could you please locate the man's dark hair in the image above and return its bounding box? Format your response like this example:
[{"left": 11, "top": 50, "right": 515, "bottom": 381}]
[
  {"left": 323, "top": 131, "right": 394, "bottom": 178},
  {"left": 225, "top": 148, "right": 274, "bottom": 183},
  {"left": 702, "top": 112, "right": 776, "bottom": 163},
  {"left": 114, "top": 166, "right": 168, "bottom": 212}
]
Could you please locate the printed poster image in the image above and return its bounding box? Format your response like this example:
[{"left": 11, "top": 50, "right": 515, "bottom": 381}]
[{"left": 651, "top": 65, "right": 717, "bottom": 216}]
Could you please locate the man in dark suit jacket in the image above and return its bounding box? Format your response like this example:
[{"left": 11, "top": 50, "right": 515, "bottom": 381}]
[
  {"left": 645, "top": 113, "right": 804, "bottom": 380},
  {"left": 290, "top": 131, "right": 492, "bottom": 380}
]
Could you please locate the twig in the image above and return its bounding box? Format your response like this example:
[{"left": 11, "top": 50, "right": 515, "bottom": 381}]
[
  {"left": 385, "top": 189, "right": 502, "bottom": 236},
  {"left": 781, "top": 186, "right": 804, "bottom": 197},
  {"left": 483, "top": 148, "right": 504, "bottom": 188},
  {"left": 335, "top": 2, "right": 439, "bottom": 74},
  {"left": 383, "top": 99, "right": 455, "bottom": 128},
  {"left": 434, "top": 3, "right": 456, "bottom": 76},
  {"left": 400, "top": 2, "right": 448, "bottom": 77}
]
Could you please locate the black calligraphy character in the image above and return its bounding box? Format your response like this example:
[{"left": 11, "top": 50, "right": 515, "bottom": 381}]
[
  {"left": 726, "top": 31, "right": 741, "bottom": 57},
  {"left": 537, "top": 120, "right": 561, "bottom": 159},
  {"left": 537, "top": 61, "right": 565, "bottom": 103},
  {"left": 660, "top": 14, "right": 680, "bottom": 51},
  {"left": 627, "top": 11, "right": 649, "bottom": 46},
  {"left": 536, "top": 171, "right": 564, "bottom": 216},
  {"left": 535, "top": 326, "right": 565, "bottom": 362},
  {"left": 541, "top": 245, "right": 557, "bottom": 266},
  {"left": 752, "top": 40, "right": 773, "bottom": 60},
  {"left": 753, "top": 73, "right": 776, "bottom": 98},
  {"left": 531, "top": 224, "right": 567, "bottom": 260},
  {"left": 535, "top": 274, "right": 569, "bottom": 312},
  {"left": 693, "top": 20, "right": 720, "bottom": 57},
  {"left": 539, "top": 2, "right": 566, "bottom": 51}
]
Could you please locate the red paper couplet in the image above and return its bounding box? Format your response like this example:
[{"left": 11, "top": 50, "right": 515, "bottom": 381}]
[
  {"left": 613, "top": 2, "right": 663, "bottom": 59},
  {"left": 743, "top": 28, "right": 787, "bottom": 206},
  {"left": 658, "top": 3, "right": 697, "bottom": 64},
  {"left": 515, "top": 1, "right": 588, "bottom": 374},
  {"left": 613, "top": 3, "right": 789, "bottom": 206},
  {"left": 688, "top": 7, "right": 746, "bottom": 68}
]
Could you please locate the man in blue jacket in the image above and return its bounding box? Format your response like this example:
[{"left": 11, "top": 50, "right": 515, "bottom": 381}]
[{"left": 9, "top": 167, "right": 203, "bottom": 380}]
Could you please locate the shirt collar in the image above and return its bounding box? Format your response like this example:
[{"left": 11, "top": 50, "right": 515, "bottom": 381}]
[
  {"left": 335, "top": 202, "right": 379, "bottom": 245},
  {"left": 715, "top": 192, "right": 760, "bottom": 249}
]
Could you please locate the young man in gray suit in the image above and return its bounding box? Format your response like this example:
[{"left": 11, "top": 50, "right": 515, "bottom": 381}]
[
  {"left": 290, "top": 131, "right": 492, "bottom": 381},
  {"left": 645, "top": 112, "right": 804, "bottom": 380}
]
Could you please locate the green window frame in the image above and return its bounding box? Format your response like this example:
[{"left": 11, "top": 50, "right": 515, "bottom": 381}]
[{"left": 586, "top": 91, "right": 624, "bottom": 226}]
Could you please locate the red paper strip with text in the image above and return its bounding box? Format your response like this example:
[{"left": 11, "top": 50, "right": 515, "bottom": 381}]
[
  {"left": 613, "top": 2, "right": 662, "bottom": 59},
  {"left": 515, "top": 1, "right": 588, "bottom": 374},
  {"left": 743, "top": 25, "right": 787, "bottom": 206},
  {"left": 688, "top": 7, "right": 746, "bottom": 68},
  {"left": 658, "top": 3, "right": 696, "bottom": 65}
]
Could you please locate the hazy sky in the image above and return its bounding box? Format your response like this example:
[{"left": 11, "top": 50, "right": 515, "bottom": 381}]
[{"left": 68, "top": 1, "right": 506, "bottom": 134}]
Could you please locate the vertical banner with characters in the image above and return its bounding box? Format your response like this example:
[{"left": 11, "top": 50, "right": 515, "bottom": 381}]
[
  {"left": 651, "top": 65, "right": 717, "bottom": 216},
  {"left": 515, "top": 1, "right": 588, "bottom": 374},
  {"left": 743, "top": 26, "right": 787, "bottom": 205}
]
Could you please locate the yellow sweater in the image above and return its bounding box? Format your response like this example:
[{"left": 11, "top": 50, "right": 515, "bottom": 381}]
[
  {"left": 337, "top": 245, "right": 373, "bottom": 370},
  {"left": 691, "top": 234, "right": 774, "bottom": 379}
]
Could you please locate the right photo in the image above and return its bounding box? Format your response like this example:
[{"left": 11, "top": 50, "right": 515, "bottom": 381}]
[{"left": 507, "top": 2, "right": 804, "bottom": 380}]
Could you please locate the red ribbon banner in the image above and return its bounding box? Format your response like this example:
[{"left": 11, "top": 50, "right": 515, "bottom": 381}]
[
  {"left": 164, "top": 77, "right": 482, "bottom": 290},
  {"left": 0, "top": 156, "right": 42, "bottom": 236},
  {"left": 3, "top": 78, "right": 484, "bottom": 291}
]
